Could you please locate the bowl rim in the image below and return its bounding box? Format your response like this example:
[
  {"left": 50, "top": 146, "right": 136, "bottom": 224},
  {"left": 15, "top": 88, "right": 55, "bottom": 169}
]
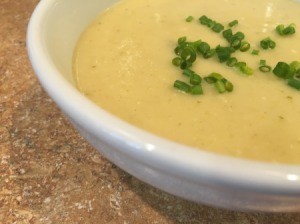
[{"left": 27, "top": 0, "right": 300, "bottom": 195}]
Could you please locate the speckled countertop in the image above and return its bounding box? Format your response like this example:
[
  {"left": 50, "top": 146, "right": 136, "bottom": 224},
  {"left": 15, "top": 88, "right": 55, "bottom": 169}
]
[{"left": 1, "top": 1, "right": 300, "bottom": 223}]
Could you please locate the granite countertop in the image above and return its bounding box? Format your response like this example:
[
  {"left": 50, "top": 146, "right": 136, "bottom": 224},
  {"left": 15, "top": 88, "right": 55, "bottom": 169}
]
[{"left": 1, "top": 0, "right": 300, "bottom": 223}]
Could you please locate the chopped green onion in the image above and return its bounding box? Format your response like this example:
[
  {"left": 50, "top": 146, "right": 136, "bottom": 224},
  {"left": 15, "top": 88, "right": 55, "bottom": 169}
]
[
  {"left": 212, "top": 23, "right": 224, "bottom": 33},
  {"left": 215, "top": 80, "right": 226, "bottom": 93},
  {"left": 251, "top": 49, "right": 260, "bottom": 55},
  {"left": 204, "top": 73, "right": 223, "bottom": 83},
  {"left": 260, "top": 37, "right": 276, "bottom": 50},
  {"left": 199, "top": 15, "right": 215, "bottom": 28},
  {"left": 190, "top": 73, "right": 202, "bottom": 85},
  {"left": 178, "top": 36, "right": 187, "bottom": 44},
  {"left": 197, "top": 42, "right": 210, "bottom": 55},
  {"left": 174, "top": 80, "right": 191, "bottom": 93},
  {"left": 222, "top": 29, "right": 233, "bottom": 42},
  {"left": 204, "top": 76, "right": 216, "bottom": 84},
  {"left": 174, "top": 46, "right": 182, "bottom": 55},
  {"left": 260, "top": 59, "right": 266, "bottom": 66},
  {"left": 182, "top": 69, "right": 202, "bottom": 85},
  {"left": 203, "top": 49, "right": 215, "bottom": 58},
  {"left": 259, "top": 65, "right": 272, "bottom": 72},
  {"left": 172, "top": 57, "right": 181, "bottom": 66},
  {"left": 288, "top": 78, "right": 300, "bottom": 90},
  {"left": 268, "top": 41, "right": 276, "bottom": 49},
  {"left": 233, "top": 31, "right": 245, "bottom": 40},
  {"left": 215, "top": 46, "right": 234, "bottom": 62},
  {"left": 190, "top": 85, "right": 203, "bottom": 95},
  {"left": 181, "top": 47, "right": 197, "bottom": 63},
  {"left": 182, "top": 68, "right": 194, "bottom": 77},
  {"left": 230, "top": 39, "right": 241, "bottom": 49},
  {"left": 235, "top": 62, "right": 253, "bottom": 75},
  {"left": 290, "top": 61, "right": 300, "bottom": 77},
  {"left": 229, "top": 32, "right": 245, "bottom": 49},
  {"left": 222, "top": 29, "right": 233, "bottom": 41},
  {"left": 226, "top": 57, "right": 237, "bottom": 67},
  {"left": 240, "top": 41, "right": 250, "bottom": 52},
  {"left": 276, "top": 23, "right": 296, "bottom": 36},
  {"left": 180, "top": 60, "right": 192, "bottom": 70},
  {"left": 276, "top": 24, "right": 285, "bottom": 35},
  {"left": 273, "top": 62, "right": 292, "bottom": 79},
  {"left": 228, "top": 20, "right": 238, "bottom": 27},
  {"left": 189, "top": 40, "right": 202, "bottom": 50},
  {"left": 283, "top": 25, "right": 296, "bottom": 35},
  {"left": 259, "top": 60, "right": 272, "bottom": 73},
  {"left": 225, "top": 80, "right": 234, "bottom": 92},
  {"left": 186, "top": 16, "right": 194, "bottom": 22},
  {"left": 204, "top": 73, "right": 234, "bottom": 93}
]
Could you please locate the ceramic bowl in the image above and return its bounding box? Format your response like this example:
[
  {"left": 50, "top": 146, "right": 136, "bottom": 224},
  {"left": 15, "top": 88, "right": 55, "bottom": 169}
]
[{"left": 27, "top": 0, "right": 300, "bottom": 212}]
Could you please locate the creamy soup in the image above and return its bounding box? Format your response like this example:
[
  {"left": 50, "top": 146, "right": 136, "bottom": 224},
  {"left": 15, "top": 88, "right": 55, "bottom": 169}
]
[{"left": 73, "top": 0, "right": 300, "bottom": 164}]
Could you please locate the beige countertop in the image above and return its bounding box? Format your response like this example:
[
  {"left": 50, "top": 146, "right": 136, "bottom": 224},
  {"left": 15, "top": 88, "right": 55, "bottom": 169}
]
[{"left": 1, "top": 0, "right": 300, "bottom": 223}]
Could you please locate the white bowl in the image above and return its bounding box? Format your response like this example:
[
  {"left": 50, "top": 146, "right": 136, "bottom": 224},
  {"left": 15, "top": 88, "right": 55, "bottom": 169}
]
[{"left": 27, "top": 0, "right": 300, "bottom": 212}]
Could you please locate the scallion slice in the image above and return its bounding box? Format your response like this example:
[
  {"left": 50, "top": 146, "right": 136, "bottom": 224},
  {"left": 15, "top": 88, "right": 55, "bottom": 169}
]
[
  {"left": 259, "top": 60, "right": 272, "bottom": 72},
  {"left": 276, "top": 23, "right": 296, "bottom": 36},
  {"left": 228, "top": 20, "right": 238, "bottom": 27},
  {"left": 251, "top": 49, "right": 260, "bottom": 55},
  {"left": 186, "top": 16, "right": 194, "bottom": 22},
  {"left": 212, "top": 23, "right": 224, "bottom": 33},
  {"left": 190, "top": 85, "right": 203, "bottom": 95},
  {"left": 240, "top": 41, "right": 250, "bottom": 52},
  {"left": 273, "top": 62, "right": 292, "bottom": 79},
  {"left": 226, "top": 57, "right": 237, "bottom": 67},
  {"left": 172, "top": 57, "right": 181, "bottom": 66},
  {"left": 174, "top": 80, "right": 191, "bottom": 93},
  {"left": 260, "top": 37, "right": 276, "bottom": 50},
  {"left": 288, "top": 78, "right": 300, "bottom": 90}
]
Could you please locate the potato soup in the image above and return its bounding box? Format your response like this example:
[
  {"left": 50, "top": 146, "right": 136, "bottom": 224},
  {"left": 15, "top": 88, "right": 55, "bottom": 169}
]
[{"left": 73, "top": 0, "right": 300, "bottom": 164}]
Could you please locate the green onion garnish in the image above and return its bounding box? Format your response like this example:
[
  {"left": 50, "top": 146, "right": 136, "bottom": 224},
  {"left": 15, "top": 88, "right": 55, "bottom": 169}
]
[
  {"left": 173, "top": 16, "right": 299, "bottom": 95},
  {"left": 182, "top": 68, "right": 194, "bottom": 77},
  {"left": 178, "top": 36, "right": 187, "bottom": 44},
  {"left": 204, "top": 73, "right": 234, "bottom": 93},
  {"left": 180, "top": 60, "right": 192, "bottom": 70},
  {"left": 226, "top": 57, "right": 237, "bottom": 67},
  {"left": 181, "top": 47, "right": 197, "bottom": 63},
  {"left": 273, "top": 62, "right": 292, "bottom": 79},
  {"left": 229, "top": 32, "right": 245, "bottom": 49},
  {"left": 228, "top": 20, "right": 238, "bottom": 27},
  {"left": 172, "top": 57, "right": 181, "bottom": 66},
  {"left": 240, "top": 41, "right": 250, "bottom": 52},
  {"left": 288, "top": 78, "right": 300, "bottom": 90},
  {"left": 290, "top": 61, "right": 300, "bottom": 77},
  {"left": 174, "top": 80, "right": 191, "bottom": 93},
  {"left": 276, "top": 23, "right": 296, "bottom": 36},
  {"left": 235, "top": 61, "right": 253, "bottom": 75},
  {"left": 215, "top": 45, "right": 234, "bottom": 62},
  {"left": 190, "top": 73, "right": 202, "bottom": 85},
  {"left": 197, "top": 42, "right": 210, "bottom": 55},
  {"left": 186, "top": 16, "right": 194, "bottom": 22},
  {"left": 222, "top": 29, "right": 233, "bottom": 41},
  {"left": 190, "top": 85, "right": 203, "bottom": 95},
  {"left": 212, "top": 23, "right": 224, "bottom": 33},
  {"left": 260, "top": 37, "right": 276, "bottom": 50},
  {"left": 215, "top": 80, "right": 226, "bottom": 93},
  {"left": 225, "top": 80, "right": 234, "bottom": 92},
  {"left": 251, "top": 49, "right": 260, "bottom": 55},
  {"left": 231, "top": 39, "right": 241, "bottom": 49},
  {"left": 259, "top": 60, "right": 272, "bottom": 72},
  {"left": 199, "top": 15, "right": 215, "bottom": 28},
  {"left": 203, "top": 49, "right": 215, "bottom": 58}
]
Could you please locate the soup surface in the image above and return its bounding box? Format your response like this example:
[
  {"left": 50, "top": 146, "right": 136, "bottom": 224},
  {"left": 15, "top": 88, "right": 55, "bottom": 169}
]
[{"left": 73, "top": 0, "right": 300, "bottom": 164}]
